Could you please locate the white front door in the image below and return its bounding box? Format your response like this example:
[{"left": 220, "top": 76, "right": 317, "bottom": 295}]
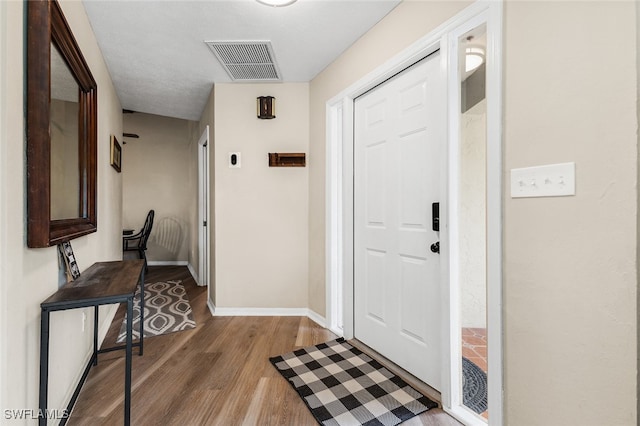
[{"left": 354, "top": 53, "right": 445, "bottom": 389}]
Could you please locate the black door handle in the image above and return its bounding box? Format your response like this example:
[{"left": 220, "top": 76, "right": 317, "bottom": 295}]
[
  {"left": 432, "top": 202, "right": 439, "bottom": 232},
  {"left": 430, "top": 242, "right": 440, "bottom": 254}
]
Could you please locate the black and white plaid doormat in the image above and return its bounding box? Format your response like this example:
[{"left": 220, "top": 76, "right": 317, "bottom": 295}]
[{"left": 270, "top": 338, "right": 438, "bottom": 426}]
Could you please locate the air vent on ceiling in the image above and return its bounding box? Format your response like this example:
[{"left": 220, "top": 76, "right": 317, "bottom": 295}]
[{"left": 205, "top": 41, "right": 281, "bottom": 81}]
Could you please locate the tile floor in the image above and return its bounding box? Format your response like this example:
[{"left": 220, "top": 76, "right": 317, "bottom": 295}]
[
  {"left": 461, "top": 327, "right": 487, "bottom": 372},
  {"left": 462, "top": 327, "right": 488, "bottom": 420}
]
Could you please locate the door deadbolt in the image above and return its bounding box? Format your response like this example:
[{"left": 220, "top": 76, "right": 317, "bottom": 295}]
[{"left": 430, "top": 242, "right": 440, "bottom": 254}]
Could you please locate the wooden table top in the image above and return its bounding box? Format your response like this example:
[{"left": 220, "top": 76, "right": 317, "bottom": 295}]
[{"left": 41, "top": 260, "right": 144, "bottom": 309}]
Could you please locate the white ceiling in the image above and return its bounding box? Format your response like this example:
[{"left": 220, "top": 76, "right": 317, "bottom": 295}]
[{"left": 82, "top": 0, "right": 401, "bottom": 121}]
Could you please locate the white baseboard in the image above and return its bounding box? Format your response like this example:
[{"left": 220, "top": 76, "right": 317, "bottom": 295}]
[
  {"left": 147, "top": 260, "right": 188, "bottom": 266},
  {"left": 207, "top": 300, "right": 216, "bottom": 316},
  {"left": 148, "top": 267, "right": 328, "bottom": 328},
  {"left": 328, "top": 325, "right": 345, "bottom": 338},
  {"left": 187, "top": 263, "right": 202, "bottom": 286},
  {"left": 212, "top": 307, "right": 327, "bottom": 328},
  {"left": 213, "top": 307, "right": 309, "bottom": 317},
  {"left": 147, "top": 261, "right": 206, "bottom": 287},
  {"left": 306, "top": 309, "right": 327, "bottom": 328}
]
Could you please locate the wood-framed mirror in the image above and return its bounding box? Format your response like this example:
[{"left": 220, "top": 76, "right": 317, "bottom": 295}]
[{"left": 27, "top": 0, "right": 98, "bottom": 248}]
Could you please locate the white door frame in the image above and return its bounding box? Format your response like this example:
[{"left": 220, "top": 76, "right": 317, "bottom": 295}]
[
  {"left": 325, "top": 2, "right": 503, "bottom": 424},
  {"left": 198, "top": 126, "right": 211, "bottom": 293}
]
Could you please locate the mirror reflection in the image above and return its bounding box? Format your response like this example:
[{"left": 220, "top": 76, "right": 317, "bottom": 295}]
[
  {"left": 458, "top": 24, "right": 488, "bottom": 420},
  {"left": 50, "top": 43, "right": 80, "bottom": 220}
]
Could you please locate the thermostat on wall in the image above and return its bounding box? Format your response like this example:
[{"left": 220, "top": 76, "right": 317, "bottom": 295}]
[{"left": 229, "top": 152, "right": 241, "bottom": 168}]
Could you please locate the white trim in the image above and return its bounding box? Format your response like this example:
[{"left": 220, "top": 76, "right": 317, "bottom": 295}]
[
  {"left": 207, "top": 300, "right": 216, "bottom": 316},
  {"left": 438, "top": 36, "right": 454, "bottom": 408},
  {"left": 485, "top": 2, "right": 504, "bottom": 424},
  {"left": 307, "top": 309, "right": 329, "bottom": 329},
  {"left": 341, "top": 97, "right": 355, "bottom": 340},
  {"left": 446, "top": 11, "right": 491, "bottom": 424},
  {"left": 198, "top": 126, "right": 211, "bottom": 292},
  {"left": 213, "top": 307, "right": 327, "bottom": 327},
  {"left": 325, "top": 1, "right": 503, "bottom": 424},
  {"left": 325, "top": 101, "right": 344, "bottom": 337},
  {"left": 445, "top": 3, "right": 503, "bottom": 425},
  {"left": 147, "top": 261, "right": 202, "bottom": 286},
  {"left": 187, "top": 263, "right": 200, "bottom": 286},
  {"left": 147, "top": 260, "right": 188, "bottom": 266},
  {"left": 213, "top": 307, "right": 309, "bottom": 317}
]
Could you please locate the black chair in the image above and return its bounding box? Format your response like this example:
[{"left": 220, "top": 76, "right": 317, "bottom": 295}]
[{"left": 123, "top": 210, "right": 154, "bottom": 271}]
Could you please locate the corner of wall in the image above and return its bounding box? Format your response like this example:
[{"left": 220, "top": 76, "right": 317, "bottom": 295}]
[{"left": 636, "top": 0, "right": 640, "bottom": 421}]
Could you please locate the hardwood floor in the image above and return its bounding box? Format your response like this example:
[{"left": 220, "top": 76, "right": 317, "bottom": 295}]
[{"left": 68, "top": 266, "right": 461, "bottom": 425}]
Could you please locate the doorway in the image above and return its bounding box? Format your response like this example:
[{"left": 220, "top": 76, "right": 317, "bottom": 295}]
[
  {"left": 325, "top": 2, "right": 503, "bottom": 425},
  {"left": 353, "top": 53, "right": 445, "bottom": 389},
  {"left": 198, "top": 126, "right": 210, "bottom": 295}
]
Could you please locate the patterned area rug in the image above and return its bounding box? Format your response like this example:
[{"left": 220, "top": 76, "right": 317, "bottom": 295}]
[
  {"left": 462, "top": 357, "right": 487, "bottom": 414},
  {"left": 116, "top": 280, "right": 195, "bottom": 342},
  {"left": 270, "top": 338, "right": 438, "bottom": 426}
]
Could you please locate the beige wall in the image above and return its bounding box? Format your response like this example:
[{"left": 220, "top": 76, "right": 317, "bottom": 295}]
[
  {"left": 214, "top": 83, "right": 309, "bottom": 308},
  {"left": 308, "top": 0, "right": 472, "bottom": 316},
  {"left": 0, "top": 0, "right": 123, "bottom": 416},
  {"left": 123, "top": 113, "right": 196, "bottom": 262},
  {"left": 637, "top": 0, "right": 640, "bottom": 418},
  {"left": 0, "top": 0, "right": 7, "bottom": 412},
  {"left": 503, "top": 1, "right": 637, "bottom": 424}
]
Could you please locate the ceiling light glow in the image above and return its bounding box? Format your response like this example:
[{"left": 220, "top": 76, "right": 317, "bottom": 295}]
[
  {"left": 465, "top": 46, "right": 485, "bottom": 73},
  {"left": 256, "top": 0, "right": 297, "bottom": 7}
]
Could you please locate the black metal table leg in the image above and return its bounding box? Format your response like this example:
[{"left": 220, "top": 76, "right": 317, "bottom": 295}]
[
  {"left": 139, "top": 269, "right": 145, "bottom": 355},
  {"left": 39, "top": 309, "right": 50, "bottom": 426},
  {"left": 93, "top": 306, "right": 99, "bottom": 366},
  {"left": 124, "top": 297, "right": 133, "bottom": 426}
]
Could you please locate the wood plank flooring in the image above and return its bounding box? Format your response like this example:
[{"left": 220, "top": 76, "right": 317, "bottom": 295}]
[{"left": 67, "top": 266, "right": 461, "bottom": 425}]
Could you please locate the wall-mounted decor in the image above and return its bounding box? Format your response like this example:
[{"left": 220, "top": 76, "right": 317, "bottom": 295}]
[
  {"left": 58, "top": 241, "right": 80, "bottom": 282},
  {"left": 257, "top": 96, "right": 276, "bottom": 119},
  {"left": 111, "top": 135, "right": 122, "bottom": 172},
  {"left": 268, "top": 152, "right": 306, "bottom": 167},
  {"left": 26, "top": 0, "right": 98, "bottom": 247}
]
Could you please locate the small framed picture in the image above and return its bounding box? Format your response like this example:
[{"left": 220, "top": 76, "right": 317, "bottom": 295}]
[{"left": 111, "top": 135, "right": 122, "bottom": 172}]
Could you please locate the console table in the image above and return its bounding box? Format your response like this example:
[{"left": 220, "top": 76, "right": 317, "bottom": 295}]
[{"left": 39, "top": 260, "right": 145, "bottom": 426}]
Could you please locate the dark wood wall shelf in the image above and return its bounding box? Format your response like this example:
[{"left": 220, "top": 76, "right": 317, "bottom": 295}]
[{"left": 268, "top": 153, "right": 306, "bottom": 167}]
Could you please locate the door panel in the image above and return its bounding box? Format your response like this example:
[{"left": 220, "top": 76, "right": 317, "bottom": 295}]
[
  {"left": 365, "top": 248, "right": 387, "bottom": 323},
  {"left": 354, "top": 52, "right": 444, "bottom": 389},
  {"left": 365, "top": 141, "right": 389, "bottom": 227}
]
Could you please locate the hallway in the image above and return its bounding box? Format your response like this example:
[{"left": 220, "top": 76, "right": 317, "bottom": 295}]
[{"left": 68, "top": 266, "right": 460, "bottom": 425}]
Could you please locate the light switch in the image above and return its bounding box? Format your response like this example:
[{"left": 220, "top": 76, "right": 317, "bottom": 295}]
[
  {"left": 229, "top": 152, "right": 241, "bottom": 168},
  {"left": 510, "top": 162, "right": 575, "bottom": 198}
]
